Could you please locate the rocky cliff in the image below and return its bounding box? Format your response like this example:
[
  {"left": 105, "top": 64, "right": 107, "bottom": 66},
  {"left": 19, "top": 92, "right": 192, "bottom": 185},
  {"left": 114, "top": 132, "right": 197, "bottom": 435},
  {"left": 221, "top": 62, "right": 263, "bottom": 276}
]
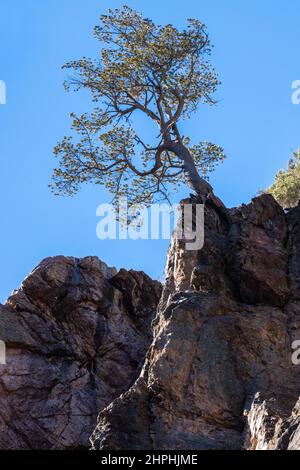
[
  {"left": 0, "top": 256, "right": 161, "bottom": 449},
  {"left": 91, "top": 194, "right": 300, "bottom": 450},
  {"left": 1, "top": 194, "right": 300, "bottom": 450}
]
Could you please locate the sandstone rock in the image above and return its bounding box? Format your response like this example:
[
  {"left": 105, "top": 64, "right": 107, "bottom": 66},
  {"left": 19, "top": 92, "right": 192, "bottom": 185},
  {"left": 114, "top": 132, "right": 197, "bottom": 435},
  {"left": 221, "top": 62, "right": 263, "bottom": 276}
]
[
  {"left": 91, "top": 195, "right": 300, "bottom": 451},
  {"left": 0, "top": 256, "right": 161, "bottom": 449}
]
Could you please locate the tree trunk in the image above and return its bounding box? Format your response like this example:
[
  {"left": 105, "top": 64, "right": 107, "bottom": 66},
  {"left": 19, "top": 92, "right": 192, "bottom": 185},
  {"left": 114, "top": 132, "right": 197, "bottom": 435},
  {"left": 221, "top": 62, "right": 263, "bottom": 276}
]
[{"left": 168, "top": 142, "right": 213, "bottom": 198}]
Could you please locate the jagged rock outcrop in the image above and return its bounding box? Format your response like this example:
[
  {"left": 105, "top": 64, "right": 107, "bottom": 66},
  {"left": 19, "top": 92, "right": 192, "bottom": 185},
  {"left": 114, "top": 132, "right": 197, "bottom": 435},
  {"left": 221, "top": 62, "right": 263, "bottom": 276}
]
[
  {"left": 0, "top": 256, "right": 161, "bottom": 449},
  {"left": 91, "top": 194, "right": 300, "bottom": 450},
  {"left": 1, "top": 194, "right": 300, "bottom": 451}
]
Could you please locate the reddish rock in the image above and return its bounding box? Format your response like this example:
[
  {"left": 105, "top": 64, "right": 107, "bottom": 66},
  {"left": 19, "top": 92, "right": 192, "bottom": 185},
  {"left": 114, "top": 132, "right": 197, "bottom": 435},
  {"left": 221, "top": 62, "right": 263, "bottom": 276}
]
[
  {"left": 0, "top": 256, "right": 161, "bottom": 449},
  {"left": 2, "top": 193, "right": 300, "bottom": 451},
  {"left": 91, "top": 195, "right": 300, "bottom": 451}
]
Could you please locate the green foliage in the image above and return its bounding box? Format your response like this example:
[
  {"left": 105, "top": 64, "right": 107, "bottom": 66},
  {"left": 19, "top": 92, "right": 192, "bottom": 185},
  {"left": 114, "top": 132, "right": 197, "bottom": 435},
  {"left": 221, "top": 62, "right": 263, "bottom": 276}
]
[
  {"left": 267, "top": 149, "right": 300, "bottom": 208},
  {"left": 50, "top": 5, "right": 225, "bottom": 206}
]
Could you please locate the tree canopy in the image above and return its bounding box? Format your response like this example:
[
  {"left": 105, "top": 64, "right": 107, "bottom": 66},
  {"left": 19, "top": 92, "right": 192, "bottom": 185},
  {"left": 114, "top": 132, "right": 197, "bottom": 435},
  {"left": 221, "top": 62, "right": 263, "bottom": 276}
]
[
  {"left": 50, "top": 5, "right": 225, "bottom": 207},
  {"left": 266, "top": 149, "right": 300, "bottom": 208}
]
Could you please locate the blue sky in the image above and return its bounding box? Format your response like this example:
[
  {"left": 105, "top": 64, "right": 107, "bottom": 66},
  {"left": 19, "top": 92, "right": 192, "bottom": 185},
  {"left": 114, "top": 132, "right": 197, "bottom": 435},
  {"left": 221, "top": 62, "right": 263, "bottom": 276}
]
[{"left": 1, "top": 0, "right": 300, "bottom": 302}]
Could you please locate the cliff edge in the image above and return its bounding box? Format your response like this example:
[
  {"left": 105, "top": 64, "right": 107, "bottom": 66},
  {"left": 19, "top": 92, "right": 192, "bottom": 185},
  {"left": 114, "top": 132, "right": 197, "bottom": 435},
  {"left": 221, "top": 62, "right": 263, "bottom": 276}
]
[{"left": 91, "top": 194, "right": 300, "bottom": 450}]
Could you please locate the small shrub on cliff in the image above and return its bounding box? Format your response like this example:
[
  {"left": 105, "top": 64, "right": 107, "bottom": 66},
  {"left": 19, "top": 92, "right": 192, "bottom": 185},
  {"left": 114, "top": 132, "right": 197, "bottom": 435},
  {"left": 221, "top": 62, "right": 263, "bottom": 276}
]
[{"left": 266, "top": 149, "right": 300, "bottom": 208}]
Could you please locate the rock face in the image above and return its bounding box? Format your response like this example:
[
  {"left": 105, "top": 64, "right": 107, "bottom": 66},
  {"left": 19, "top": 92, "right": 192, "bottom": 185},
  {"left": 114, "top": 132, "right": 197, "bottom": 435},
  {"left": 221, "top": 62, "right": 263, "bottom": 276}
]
[
  {"left": 0, "top": 256, "right": 162, "bottom": 449},
  {"left": 1, "top": 194, "right": 300, "bottom": 451},
  {"left": 91, "top": 194, "right": 300, "bottom": 450}
]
